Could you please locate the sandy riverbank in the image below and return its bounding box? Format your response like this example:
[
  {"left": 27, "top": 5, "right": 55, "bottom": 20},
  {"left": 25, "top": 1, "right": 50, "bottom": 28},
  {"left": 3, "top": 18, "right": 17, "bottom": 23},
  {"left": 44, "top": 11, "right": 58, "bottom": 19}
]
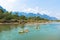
[{"left": 0, "top": 21, "right": 53, "bottom": 24}]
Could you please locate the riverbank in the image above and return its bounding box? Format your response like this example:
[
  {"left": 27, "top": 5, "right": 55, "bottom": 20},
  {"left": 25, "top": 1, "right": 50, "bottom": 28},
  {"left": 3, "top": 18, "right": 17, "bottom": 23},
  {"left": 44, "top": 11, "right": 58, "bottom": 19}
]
[
  {"left": 0, "top": 23, "right": 18, "bottom": 24},
  {"left": 0, "top": 20, "right": 52, "bottom": 24}
]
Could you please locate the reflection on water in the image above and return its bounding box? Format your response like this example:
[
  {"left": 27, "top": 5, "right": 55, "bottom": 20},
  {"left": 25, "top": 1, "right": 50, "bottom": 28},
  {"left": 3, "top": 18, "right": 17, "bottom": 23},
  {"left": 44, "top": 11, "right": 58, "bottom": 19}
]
[
  {"left": 18, "top": 24, "right": 29, "bottom": 34},
  {"left": 0, "top": 24, "right": 18, "bottom": 32},
  {"left": 0, "top": 23, "right": 60, "bottom": 40},
  {"left": 35, "top": 23, "right": 40, "bottom": 30}
]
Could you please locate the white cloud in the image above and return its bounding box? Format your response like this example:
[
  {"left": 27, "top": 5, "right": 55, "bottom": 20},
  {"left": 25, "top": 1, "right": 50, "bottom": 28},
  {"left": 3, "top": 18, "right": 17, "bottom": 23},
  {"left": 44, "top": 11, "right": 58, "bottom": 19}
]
[
  {"left": 3, "top": 0, "right": 16, "bottom": 3},
  {"left": 22, "top": 6, "right": 59, "bottom": 19},
  {"left": 0, "top": 0, "right": 27, "bottom": 11},
  {"left": 0, "top": 0, "right": 16, "bottom": 11},
  {"left": 23, "top": 7, "right": 40, "bottom": 14},
  {"left": 0, "top": 0, "right": 59, "bottom": 19},
  {"left": 23, "top": 7, "right": 51, "bottom": 15},
  {"left": 0, "top": 0, "right": 49, "bottom": 15},
  {"left": 23, "top": 8, "right": 38, "bottom": 13}
]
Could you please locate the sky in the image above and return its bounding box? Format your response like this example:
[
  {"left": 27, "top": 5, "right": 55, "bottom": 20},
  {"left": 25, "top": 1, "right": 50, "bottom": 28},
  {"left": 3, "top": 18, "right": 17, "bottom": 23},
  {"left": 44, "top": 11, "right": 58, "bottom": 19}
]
[{"left": 0, "top": 0, "right": 60, "bottom": 19}]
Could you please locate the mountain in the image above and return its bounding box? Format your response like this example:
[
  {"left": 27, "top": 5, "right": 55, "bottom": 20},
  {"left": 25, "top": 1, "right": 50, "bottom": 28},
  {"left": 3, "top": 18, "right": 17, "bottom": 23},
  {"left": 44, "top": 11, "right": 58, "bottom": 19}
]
[
  {"left": 16, "top": 12, "right": 57, "bottom": 20},
  {"left": 41, "top": 14, "right": 57, "bottom": 20},
  {"left": 0, "top": 6, "right": 6, "bottom": 12},
  {"left": 0, "top": 6, "right": 57, "bottom": 20}
]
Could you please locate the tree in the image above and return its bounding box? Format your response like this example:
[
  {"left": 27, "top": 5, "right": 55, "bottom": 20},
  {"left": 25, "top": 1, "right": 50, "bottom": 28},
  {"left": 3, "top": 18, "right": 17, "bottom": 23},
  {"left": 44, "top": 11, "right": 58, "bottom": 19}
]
[
  {"left": 19, "top": 15, "right": 27, "bottom": 20},
  {"left": 12, "top": 12, "right": 19, "bottom": 20},
  {"left": 3, "top": 11, "right": 13, "bottom": 20},
  {"left": 0, "top": 9, "right": 4, "bottom": 19},
  {"left": 0, "top": 9, "right": 4, "bottom": 13}
]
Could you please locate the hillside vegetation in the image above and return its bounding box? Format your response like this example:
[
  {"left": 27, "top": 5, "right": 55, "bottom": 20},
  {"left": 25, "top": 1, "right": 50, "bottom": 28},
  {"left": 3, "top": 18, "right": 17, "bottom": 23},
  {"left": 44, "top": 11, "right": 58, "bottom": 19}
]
[{"left": 0, "top": 8, "right": 49, "bottom": 23}]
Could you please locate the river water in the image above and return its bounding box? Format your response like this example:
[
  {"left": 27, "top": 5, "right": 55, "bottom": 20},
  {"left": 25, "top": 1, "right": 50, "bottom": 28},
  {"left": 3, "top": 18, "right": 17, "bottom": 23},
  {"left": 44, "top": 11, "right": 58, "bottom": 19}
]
[{"left": 0, "top": 22, "right": 60, "bottom": 40}]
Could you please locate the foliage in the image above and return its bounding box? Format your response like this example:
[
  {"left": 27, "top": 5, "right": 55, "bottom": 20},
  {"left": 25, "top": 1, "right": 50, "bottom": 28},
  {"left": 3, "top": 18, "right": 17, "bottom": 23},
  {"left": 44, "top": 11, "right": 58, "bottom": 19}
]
[{"left": 0, "top": 9, "right": 49, "bottom": 23}]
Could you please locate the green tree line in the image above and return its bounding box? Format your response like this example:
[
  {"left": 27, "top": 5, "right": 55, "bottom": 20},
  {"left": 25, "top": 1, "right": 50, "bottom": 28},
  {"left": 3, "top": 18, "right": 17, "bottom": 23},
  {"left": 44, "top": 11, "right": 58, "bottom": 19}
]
[{"left": 0, "top": 9, "right": 48, "bottom": 23}]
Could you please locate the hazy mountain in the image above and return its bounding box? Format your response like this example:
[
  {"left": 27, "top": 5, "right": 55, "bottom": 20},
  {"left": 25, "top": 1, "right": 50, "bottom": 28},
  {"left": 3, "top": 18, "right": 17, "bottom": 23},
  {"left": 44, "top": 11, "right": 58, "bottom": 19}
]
[
  {"left": 0, "top": 6, "right": 57, "bottom": 20},
  {"left": 41, "top": 14, "right": 57, "bottom": 20},
  {"left": 0, "top": 6, "right": 6, "bottom": 12},
  {"left": 17, "top": 12, "right": 57, "bottom": 20}
]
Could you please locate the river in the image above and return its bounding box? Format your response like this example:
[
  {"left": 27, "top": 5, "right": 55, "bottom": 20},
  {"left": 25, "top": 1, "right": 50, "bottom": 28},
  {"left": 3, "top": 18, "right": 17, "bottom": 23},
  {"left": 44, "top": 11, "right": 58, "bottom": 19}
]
[{"left": 0, "top": 22, "right": 60, "bottom": 40}]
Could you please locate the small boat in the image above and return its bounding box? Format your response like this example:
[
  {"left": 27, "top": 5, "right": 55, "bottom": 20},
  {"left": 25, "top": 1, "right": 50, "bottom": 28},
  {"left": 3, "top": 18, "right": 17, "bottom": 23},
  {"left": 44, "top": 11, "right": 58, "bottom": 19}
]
[
  {"left": 24, "top": 29, "right": 29, "bottom": 33},
  {"left": 19, "top": 30, "right": 24, "bottom": 33},
  {"left": 19, "top": 29, "right": 29, "bottom": 33}
]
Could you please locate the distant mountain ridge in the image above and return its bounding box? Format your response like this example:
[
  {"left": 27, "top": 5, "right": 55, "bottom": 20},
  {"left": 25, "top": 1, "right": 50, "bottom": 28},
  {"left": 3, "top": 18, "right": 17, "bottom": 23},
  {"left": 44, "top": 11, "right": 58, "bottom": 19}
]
[
  {"left": 0, "top": 6, "right": 6, "bottom": 12},
  {"left": 16, "top": 12, "right": 57, "bottom": 20},
  {"left": 0, "top": 6, "right": 57, "bottom": 20}
]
